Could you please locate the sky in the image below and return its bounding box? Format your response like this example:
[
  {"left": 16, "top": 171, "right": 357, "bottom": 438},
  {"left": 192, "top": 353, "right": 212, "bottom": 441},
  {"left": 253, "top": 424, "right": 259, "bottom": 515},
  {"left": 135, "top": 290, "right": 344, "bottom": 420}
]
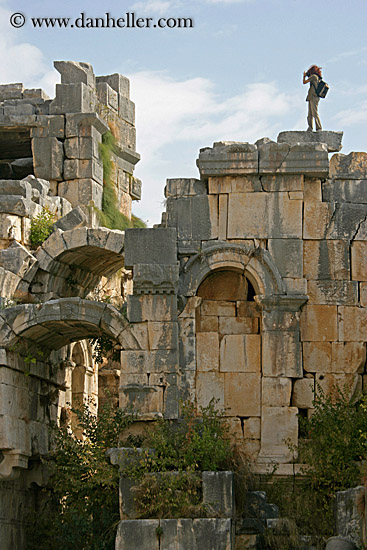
[{"left": 1, "top": 0, "right": 367, "bottom": 225}]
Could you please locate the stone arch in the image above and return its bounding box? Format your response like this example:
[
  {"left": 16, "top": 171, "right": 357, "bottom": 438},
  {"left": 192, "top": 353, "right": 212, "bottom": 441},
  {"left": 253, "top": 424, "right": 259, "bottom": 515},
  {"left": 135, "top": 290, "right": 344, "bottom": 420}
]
[
  {"left": 179, "top": 242, "right": 285, "bottom": 304},
  {"left": 0, "top": 297, "right": 133, "bottom": 354},
  {"left": 17, "top": 227, "right": 125, "bottom": 300}
]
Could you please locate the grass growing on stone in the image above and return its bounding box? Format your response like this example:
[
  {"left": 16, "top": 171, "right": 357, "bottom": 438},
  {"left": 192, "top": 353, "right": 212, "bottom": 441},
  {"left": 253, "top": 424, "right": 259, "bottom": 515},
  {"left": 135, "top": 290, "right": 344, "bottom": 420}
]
[{"left": 98, "top": 131, "right": 146, "bottom": 230}]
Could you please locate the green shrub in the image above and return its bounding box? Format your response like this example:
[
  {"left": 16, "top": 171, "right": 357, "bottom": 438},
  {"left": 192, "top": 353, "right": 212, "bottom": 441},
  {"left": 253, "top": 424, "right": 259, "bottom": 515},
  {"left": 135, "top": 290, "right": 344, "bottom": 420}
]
[
  {"left": 27, "top": 401, "right": 134, "bottom": 550},
  {"left": 30, "top": 207, "right": 55, "bottom": 248}
]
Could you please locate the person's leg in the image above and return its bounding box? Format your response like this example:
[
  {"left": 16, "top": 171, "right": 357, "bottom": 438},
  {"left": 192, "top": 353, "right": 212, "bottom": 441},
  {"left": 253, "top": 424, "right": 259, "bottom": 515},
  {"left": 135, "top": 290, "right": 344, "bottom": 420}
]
[
  {"left": 310, "top": 98, "right": 322, "bottom": 130},
  {"left": 307, "top": 101, "right": 313, "bottom": 131}
]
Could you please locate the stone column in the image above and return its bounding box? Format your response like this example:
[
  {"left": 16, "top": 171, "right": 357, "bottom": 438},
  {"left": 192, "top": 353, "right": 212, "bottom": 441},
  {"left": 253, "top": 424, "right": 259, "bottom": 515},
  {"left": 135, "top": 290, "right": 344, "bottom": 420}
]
[{"left": 255, "top": 294, "right": 307, "bottom": 463}]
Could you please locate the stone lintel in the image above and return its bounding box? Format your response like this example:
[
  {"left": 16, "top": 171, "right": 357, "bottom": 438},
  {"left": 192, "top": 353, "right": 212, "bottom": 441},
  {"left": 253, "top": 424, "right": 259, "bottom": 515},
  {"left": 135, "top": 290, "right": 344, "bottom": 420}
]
[
  {"left": 255, "top": 294, "right": 308, "bottom": 312},
  {"left": 65, "top": 112, "right": 109, "bottom": 137},
  {"left": 277, "top": 130, "right": 343, "bottom": 153}
]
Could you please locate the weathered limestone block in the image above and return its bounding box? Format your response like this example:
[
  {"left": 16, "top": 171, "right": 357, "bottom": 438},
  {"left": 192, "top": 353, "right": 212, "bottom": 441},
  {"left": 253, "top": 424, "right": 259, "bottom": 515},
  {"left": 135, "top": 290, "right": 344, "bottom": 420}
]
[
  {"left": 361, "top": 283, "right": 367, "bottom": 307},
  {"left": 118, "top": 96, "right": 135, "bottom": 124},
  {"left": 268, "top": 239, "right": 303, "bottom": 278},
  {"left": 160, "top": 519, "right": 196, "bottom": 549},
  {"left": 197, "top": 142, "right": 258, "bottom": 176},
  {"left": 166, "top": 195, "right": 218, "bottom": 241},
  {"left": 304, "top": 240, "right": 350, "bottom": 280},
  {"left": 332, "top": 342, "right": 366, "bottom": 374},
  {"left": 261, "top": 310, "right": 300, "bottom": 332},
  {"left": 351, "top": 241, "right": 367, "bottom": 281},
  {"left": 284, "top": 277, "right": 307, "bottom": 295},
  {"left": 330, "top": 152, "right": 367, "bottom": 179},
  {"left": 127, "top": 294, "right": 177, "bottom": 322},
  {"left": 236, "top": 302, "right": 260, "bottom": 318},
  {"left": 303, "top": 201, "right": 335, "bottom": 239},
  {"left": 220, "top": 334, "right": 260, "bottom": 372},
  {"left": 0, "top": 241, "right": 36, "bottom": 277},
  {"left": 338, "top": 306, "right": 367, "bottom": 342},
  {"left": 119, "top": 384, "right": 163, "bottom": 416},
  {"left": 165, "top": 178, "right": 207, "bottom": 198},
  {"left": 193, "top": 518, "right": 233, "bottom": 549},
  {"left": 147, "top": 321, "right": 178, "bottom": 350},
  {"left": 326, "top": 204, "right": 367, "bottom": 240},
  {"left": 262, "top": 332, "right": 302, "bottom": 378},
  {"left": 196, "top": 371, "right": 224, "bottom": 408},
  {"left": 65, "top": 112, "right": 108, "bottom": 138},
  {"left": 277, "top": 130, "right": 343, "bottom": 153},
  {"left": 0, "top": 180, "right": 32, "bottom": 200},
  {"left": 50, "top": 83, "right": 96, "bottom": 114},
  {"left": 304, "top": 177, "right": 322, "bottom": 201},
  {"left": 64, "top": 136, "right": 100, "bottom": 160},
  {"left": 32, "top": 137, "right": 64, "bottom": 181},
  {"left": 201, "top": 300, "right": 236, "bottom": 317},
  {"left": 208, "top": 175, "right": 262, "bottom": 194},
  {"left": 96, "top": 81, "right": 118, "bottom": 111},
  {"left": 133, "top": 264, "right": 179, "bottom": 295},
  {"left": 300, "top": 305, "right": 338, "bottom": 342},
  {"left": 323, "top": 179, "right": 367, "bottom": 203},
  {"left": 292, "top": 378, "right": 314, "bottom": 408},
  {"left": 259, "top": 407, "right": 298, "bottom": 463},
  {"left": 0, "top": 214, "right": 22, "bottom": 242},
  {"left": 219, "top": 316, "right": 258, "bottom": 335},
  {"left": 258, "top": 142, "right": 329, "bottom": 176},
  {"left": 307, "top": 280, "right": 358, "bottom": 306},
  {"left": 224, "top": 372, "right": 260, "bottom": 416},
  {"left": 303, "top": 341, "right": 332, "bottom": 373},
  {"left": 64, "top": 158, "right": 103, "bottom": 184},
  {"left": 316, "top": 373, "right": 361, "bottom": 398},
  {"left": 58, "top": 179, "right": 103, "bottom": 209},
  {"left": 261, "top": 174, "right": 304, "bottom": 192},
  {"left": 196, "top": 332, "right": 219, "bottom": 372},
  {"left": 120, "top": 349, "right": 178, "bottom": 374},
  {"left": 262, "top": 377, "right": 292, "bottom": 406},
  {"left": 243, "top": 417, "right": 261, "bottom": 439},
  {"left": 125, "top": 227, "right": 177, "bottom": 268},
  {"left": 29, "top": 115, "right": 65, "bottom": 138},
  {"left": 197, "top": 315, "right": 218, "bottom": 332},
  {"left": 227, "top": 192, "right": 302, "bottom": 239},
  {"left": 0, "top": 83, "right": 23, "bottom": 100},
  {"left": 96, "top": 73, "right": 130, "bottom": 97},
  {"left": 54, "top": 60, "right": 95, "bottom": 87},
  {"left": 202, "top": 472, "right": 234, "bottom": 518},
  {"left": 115, "top": 519, "right": 159, "bottom": 550},
  {"left": 335, "top": 486, "right": 365, "bottom": 547},
  {"left": 130, "top": 177, "right": 142, "bottom": 200},
  {"left": 53, "top": 206, "right": 87, "bottom": 231}
]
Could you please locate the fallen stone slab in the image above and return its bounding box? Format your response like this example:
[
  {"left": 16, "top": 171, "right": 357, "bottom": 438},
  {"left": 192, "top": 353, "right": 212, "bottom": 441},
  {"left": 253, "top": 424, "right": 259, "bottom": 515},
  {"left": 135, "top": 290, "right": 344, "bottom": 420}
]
[{"left": 277, "top": 130, "right": 343, "bottom": 152}]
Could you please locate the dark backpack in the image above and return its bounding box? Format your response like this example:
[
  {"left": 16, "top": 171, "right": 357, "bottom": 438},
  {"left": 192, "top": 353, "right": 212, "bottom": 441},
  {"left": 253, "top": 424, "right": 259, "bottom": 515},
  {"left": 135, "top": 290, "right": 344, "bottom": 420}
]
[{"left": 313, "top": 78, "right": 329, "bottom": 98}]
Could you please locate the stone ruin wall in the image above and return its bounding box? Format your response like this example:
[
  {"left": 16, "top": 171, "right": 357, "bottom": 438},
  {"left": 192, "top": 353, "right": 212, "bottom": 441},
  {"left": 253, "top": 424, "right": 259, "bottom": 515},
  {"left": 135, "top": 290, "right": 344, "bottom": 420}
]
[{"left": 0, "top": 60, "right": 367, "bottom": 548}]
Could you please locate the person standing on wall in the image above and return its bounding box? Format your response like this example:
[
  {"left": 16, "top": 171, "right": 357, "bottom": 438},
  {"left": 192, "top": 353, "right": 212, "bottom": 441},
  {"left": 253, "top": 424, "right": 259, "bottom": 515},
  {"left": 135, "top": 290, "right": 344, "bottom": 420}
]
[{"left": 303, "top": 65, "right": 323, "bottom": 131}]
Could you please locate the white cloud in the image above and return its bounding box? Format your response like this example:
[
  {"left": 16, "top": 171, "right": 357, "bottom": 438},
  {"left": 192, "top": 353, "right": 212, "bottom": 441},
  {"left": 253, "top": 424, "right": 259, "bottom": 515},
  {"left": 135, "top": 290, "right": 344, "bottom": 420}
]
[
  {"left": 130, "top": 0, "right": 176, "bottom": 15},
  {"left": 333, "top": 100, "right": 367, "bottom": 127},
  {"left": 0, "top": 3, "right": 58, "bottom": 96}
]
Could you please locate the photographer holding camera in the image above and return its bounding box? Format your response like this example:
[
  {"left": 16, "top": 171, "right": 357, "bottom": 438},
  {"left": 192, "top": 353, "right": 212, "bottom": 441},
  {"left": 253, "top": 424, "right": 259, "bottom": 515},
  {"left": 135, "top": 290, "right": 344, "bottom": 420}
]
[{"left": 303, "top": 65, "right": 323, "bottom": 131}]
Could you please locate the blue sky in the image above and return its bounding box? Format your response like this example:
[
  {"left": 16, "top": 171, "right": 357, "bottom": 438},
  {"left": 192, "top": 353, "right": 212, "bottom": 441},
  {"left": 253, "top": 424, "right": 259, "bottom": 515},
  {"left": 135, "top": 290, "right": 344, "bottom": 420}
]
[{"left": 1, "top": 0, "right": 367, "bottom": 225}]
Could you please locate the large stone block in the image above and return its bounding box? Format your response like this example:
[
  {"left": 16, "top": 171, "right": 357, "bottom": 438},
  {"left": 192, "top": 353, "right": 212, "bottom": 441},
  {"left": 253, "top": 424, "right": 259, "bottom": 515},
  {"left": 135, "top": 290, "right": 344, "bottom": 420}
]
[
  {"left": 0, "top": 83, "right": 23, "bottom": 100},
  {"left": 300, "top": 305, "right": 338, "bottom": 342},
  {"left": 335, "top": 486, "right": 365, "bottom": 547},
  {"left": 323, "top": 178, "right": 367, "bottom": 203},
  {"left": 165, "top": 178, "right": 207, "bottom": 198},
  {"left": 292, "top": 378, "right": 315, "bottom": 408},
  {"left": 338, "top": 306, "right": 367, "bottom": 341},
  {"left": 330, "top": 152, "right": 367, "bottom": 179},
  {"left": 351, "top": 241, "right": 367, "bottom": 281},
  {"left": 219, "top": 316, "right": 258, "bottom": 335},
  {"left": 262, "top": 377, "right": 292, "bottom": 406},
  {"left": 96, "top": 73, "right": 130, "bottom": 97},
  {"left": 303, "top": 341, "right": 332, "bottom": 373},
  {"left": 133, "top": 264, "right": 179, "bottom": 295},
  {"left": 197, "top": 141, "right": 258, "bottom": 177},
  {"left": 124, "top": 227, "right": 177, "bottom": 268},
  {"left": 307, "top": 280, "right": 358, "bottom": 306},
  {"left": 227, "top": 192, "right": 302, "bottom": 239},
  {"left": 196, "top": 371, "right": 224, "bottom": 408},
  {"left": 96, "top": 81, "right": 118, "bottom": 112},
  {"left": 262, "top": 332, "right": 302, "bottom": 377},
  {"left": 259, "top": 407, "right": 298, "bottom": 463},
  {"left": 50, "top": 83, "right": 96, "bottom": 114},
  {"left": 120, "top": 349, "right": 178, "bottom": 374},
  {"left": 64, "top": 136, "right": 100, "bottom": 159},
  {"left": 54, "top": 60, "right": 95, "bottom": 87},
  {"left": 208, "top": 175, "right": 262, "bottom": 194},
  {"left": 202, "top": 472, "right": 234, "bottom": 518},
  {"left": 316, "top": 373, "right": 361, "bottom": 399},
  {"left": 193, "top": 518, "right": 233, "bottom": 550},
  {"left": 332, "top": 342, "right": 366, "bottom": 374},
  {"left": 326, "top": 204, "right": 367, "bottom": 240},
  {"left": 201, "top": 300, "right": 236, "bottom": 317},
  {"left": 196, "top": 332, "right": 219, "bottom": 372},
  {"left": 304, "top": 240, "right": 350, "bottom": 280},
  {"left": 258, "top": 142, "right": 329, "bottom": 176},
  {"left": 119, "top": 384, "right": 163, "bottom": 416},
  {"left": 261, "top": 174, "right": 304, "bottom": 192},
  {"left": 166, "top": 195, "right": 218, "bottom": 241},
  {"left": 303, "top": 201, "right": 335, "bottom": 239},
  {"left": 224, "top": 372, "right": 260, "bottom": 416},
  {"left": 160, "top": 519, "right": 196, "bottom": 549},
  {"left": 32, "top": 137, "right": 64, "bottom": 181},
  {"left": 277, "top": 130, "right": 343, "bottom": 152},
  {"left": 268, "top": 239, "right": 303, "bottom": 278},
  {"left": 115, "top": 519, "right": 159, "bottom": 550},
  {"left": 118, "top": 96, "right": 135, "bottom": 124},
  {"left": 58, "top": 179, "right": 103, "bottom": 209},
  {"left": 147, "top": 322, "right": 178, "bottom": 350},
  {"left": 243, "top": 417, "right": 261, "bottom": 439},
  {"left": 220, "top": 334, "right": 260, "bottom": 372},
  {"left": 127, "top": 294, "right": 177, "bottom": 322},
  {"left": 261, "top": 309, "right": 300, "bottom": 332}
]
